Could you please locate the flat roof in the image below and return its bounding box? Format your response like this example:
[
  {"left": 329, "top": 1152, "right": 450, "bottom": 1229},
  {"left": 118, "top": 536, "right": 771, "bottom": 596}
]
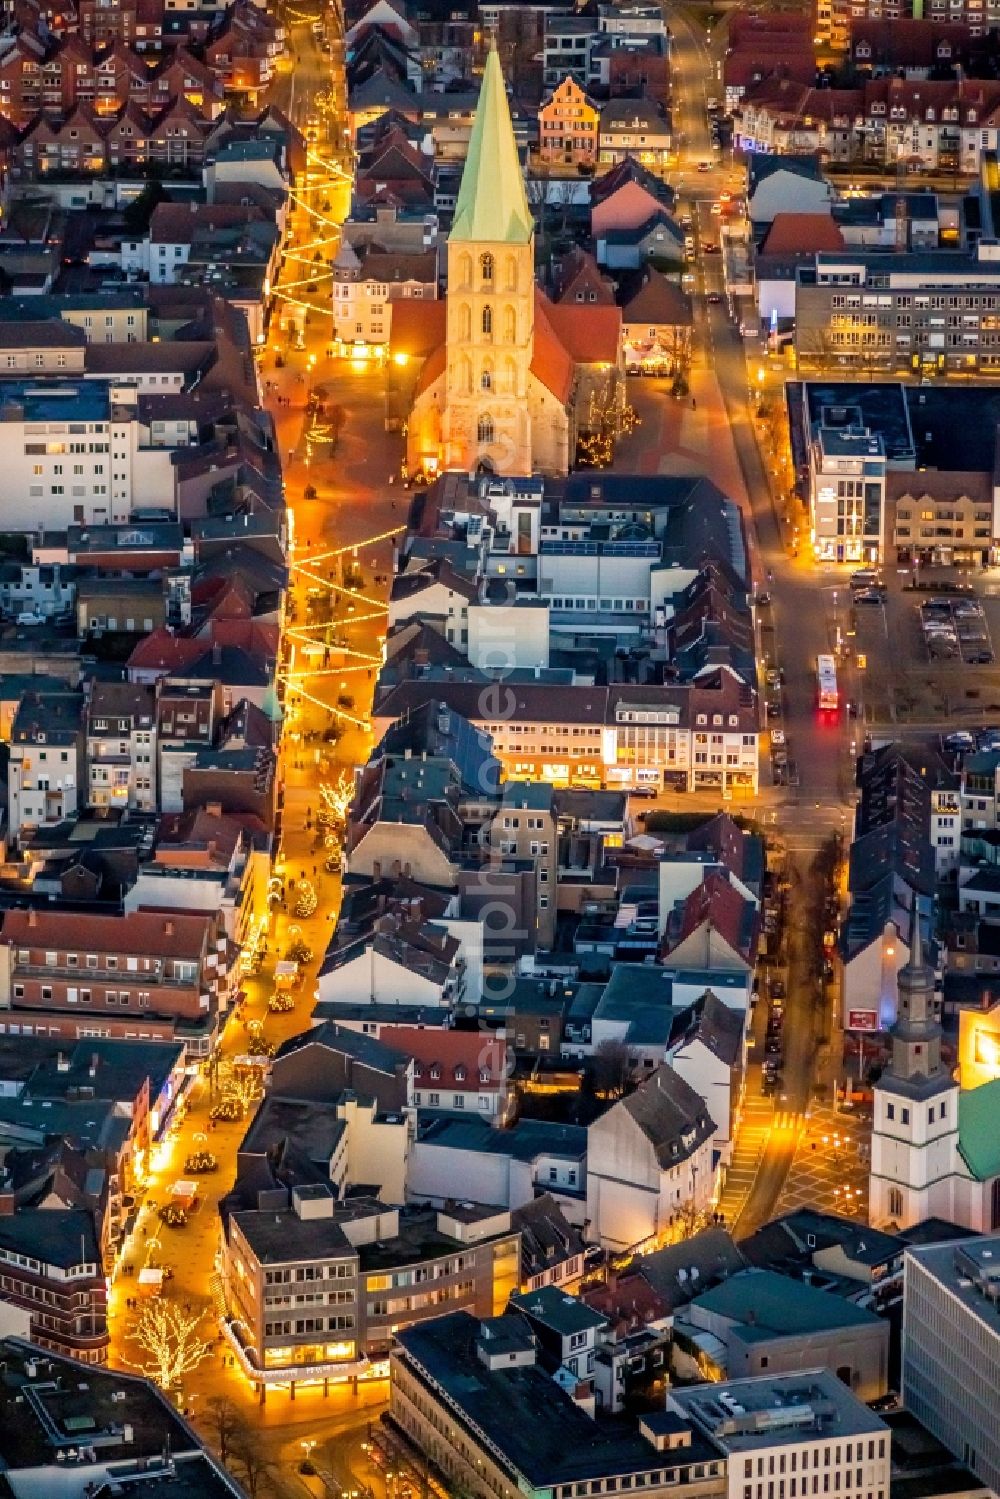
[
  {"left": 0, "top": 380, "right": 111, "bottom": 424},
  {"left": 802, "top": 381, "right": 915, "bottom": 464},
  {"left": 396, "top": 1311, "right": 719, "bottom": 1486},
  {"left": 906, "top": 1234, "right": 1000, "bottom": 1342},
  {"left": 671, "top": 1369, "right": 887, "bottom": 1452}
]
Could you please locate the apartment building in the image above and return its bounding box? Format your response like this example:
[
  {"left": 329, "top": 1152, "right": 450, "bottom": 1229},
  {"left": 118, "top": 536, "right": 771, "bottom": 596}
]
[
  {"left": 332, "top": 243, "right": 438, "bottom": 355},
  {"left": 794, "top": 246, "right": 1000, "bottom": 375},
  {"left": 598, "top": 99, "right": 671, "bottom": 170},
  {"left": 791, "top": 381, "right": 1000, "bottom": 566},
  {"left": 380, "top": 1025, "right": 514, "bottom": 1122},
  {"left": 670, "top": 1372, "right": 891, "bottom": 1499},
  {"left": 903, "top": 1237, "right": 1000, "bottom": 1491},
  {"left": 0, "top": 908, "right": 222, "bottom": 1052},
  {"left": 0, "top": 379, "right": 176, "bottom": 529},
  {"left": 538, "top": 75, "right": 600, "bottom": 170},
  {"left": 819, "top": 0, "right": 1000, "bottom": 51},
  {"left": 124, "top": 809, "right": 261, "bottom": 949},
  {"left": 390, "top": 1309, "right": 726, "bottom": 1499},
  {"left": 486, "top": 782, "right": 559, "bottom": 949},
  {"left": 85, "top": 679, "right": 156, "bottom": 812},
  {"left": 374, "top": 677, "right": 760, "bottom": 795},
  {"left": 222, "top": 1189, "right": 520, "bottom": 1394},
  {"left": 0, "top": 1208, "right": 107, "bottom": 1364},
  {"left": 8, "top": 689, "right": 85, "bottom": 840}
]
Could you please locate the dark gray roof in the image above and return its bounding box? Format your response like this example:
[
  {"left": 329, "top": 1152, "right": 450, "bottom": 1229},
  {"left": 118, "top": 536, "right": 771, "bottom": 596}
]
[
  {"left": 394, "top": 1312, "right": 716, "bottom": 1486},
  {"left": 638, "top": 1226, "right": 746, "bottom": 1310},
  {"left": 274, "top": 1020, "right": 410, "bottom": 1078},
  {"left": 416, "top": 1116, "right": 587, "bottom": 1162},
  {"left": 0, "top": 1207, "right": 98, "bottom": 1267},
  {"left": 619, "top": 1066, "right": 714, "bottom": 1166}
]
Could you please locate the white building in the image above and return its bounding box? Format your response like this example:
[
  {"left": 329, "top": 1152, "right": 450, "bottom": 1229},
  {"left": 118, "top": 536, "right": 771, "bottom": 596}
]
[
  {"left": 332, "top": 243, "right": 438, "bottom": 355},
  {"left": 586, "top": 1066, "right": 716, "bottom": 1251},
  {"left": 903, "top": 1236, "right": 1000, "bottom": 1494},
  {"left": 670, "top": 1370, "right": 891, "bottom": 1499},
  {"left": 869, "top": 924, "right": 1000, "bottom": 1232},
  {"left": 407, "top": 1117, "right": 588, "bottom": 1224},
  {"left": 0, "top": 380, "right": 176, "bottom": 529}
]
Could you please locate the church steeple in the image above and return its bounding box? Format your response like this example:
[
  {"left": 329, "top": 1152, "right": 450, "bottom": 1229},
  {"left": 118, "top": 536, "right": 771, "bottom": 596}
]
[
  {"left": 886, "top": 905, "right": 943, "bottom": 1084},
  {"left": 450, "top": 47, "right": 533, "bottom": 246}
]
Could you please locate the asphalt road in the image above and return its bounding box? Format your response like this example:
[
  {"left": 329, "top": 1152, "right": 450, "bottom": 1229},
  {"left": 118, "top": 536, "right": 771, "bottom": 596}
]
[{"left": 666, "top": 1, "right": 857, "bottom": 1230}]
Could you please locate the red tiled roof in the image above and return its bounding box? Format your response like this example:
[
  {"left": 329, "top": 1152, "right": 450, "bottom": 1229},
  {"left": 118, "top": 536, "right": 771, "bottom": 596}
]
[
  {"left": 412, "top": 340, "right": 446, "bottom": 399},
  {"left": 672, "top": 870, "right": 758, "bottom": 961},
  {"left": 531, "top": 294, "right": 576, "bottom": 405},
  {"left": 542, "top": 290, "right": 621, "bottom": 365},
  {"left": 127, "top": 632, "right": 204, "bottom": 672},
  {"left": 378, "top": 1025, "right": 508, "bottom": 1090},
  {"left": 762, "top": 212, "right": 846, "bottom": 254},
  {"left": 1, "top": 907, "right": 212, "bottom": 958},
  {"left": 389, "top": 298, "right": 447, "bottom": 359}
]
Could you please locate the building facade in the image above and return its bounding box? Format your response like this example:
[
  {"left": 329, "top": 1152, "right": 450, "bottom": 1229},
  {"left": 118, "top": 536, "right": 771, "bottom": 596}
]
[
  {"left": 222, "top": 1191, "right": 519, "bottom": 1394},
  {"left": 903, "top": 1237, "right": 1000, "bottom": 1492}
]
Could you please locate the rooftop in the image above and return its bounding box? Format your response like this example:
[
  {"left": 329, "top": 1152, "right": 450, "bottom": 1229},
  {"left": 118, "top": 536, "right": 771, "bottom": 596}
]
[
  {"left": 670, "top": 1368, "right": 888, "bottom": 1452},
  {"left": 0, "top": 380, "right": 111, "bottom": 424},
  {"left": 395, "top": 1311, "right": 718, "bottom": 1485},
  {"left": 0, "top": 1337, "right": 241, "bottom": 1495},
  {"left": 686, "top": 1267, "right": 884, "bottom": 1337}
]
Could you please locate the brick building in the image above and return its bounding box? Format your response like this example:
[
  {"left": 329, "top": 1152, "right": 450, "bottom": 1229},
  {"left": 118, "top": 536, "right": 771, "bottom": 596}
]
[{"left": 0, "top": 908, "right": 224, "bottom": 1053}]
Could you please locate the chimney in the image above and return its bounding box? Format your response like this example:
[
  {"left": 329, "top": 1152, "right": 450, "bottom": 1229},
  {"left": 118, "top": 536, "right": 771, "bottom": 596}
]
[
  {"left": 27, "top": 910, "right": 37, "bottom": 928},
  {"left": 56, "top": 1052, "right": 70, "bottom": 1073},
  {"left": 89, "top": 1053, "right": 99, "bottom": 1079},
  {"left": 164, "top": 920, "right": 175, "bottom": 937},
  {"left": 205, "top": 801, "right": 223, "bottom": 817}
]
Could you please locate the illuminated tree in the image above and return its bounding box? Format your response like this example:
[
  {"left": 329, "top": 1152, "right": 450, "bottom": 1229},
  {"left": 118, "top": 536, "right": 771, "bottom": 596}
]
[
  {"left": 219, "top": 1059, "right": 266, "bottom": 1115},
  {"left": 122, "top": 1298, "right": 213, "bottom": 1389},
  {"left": 319, "top": 771, "right": 354, "bottom": 826}
]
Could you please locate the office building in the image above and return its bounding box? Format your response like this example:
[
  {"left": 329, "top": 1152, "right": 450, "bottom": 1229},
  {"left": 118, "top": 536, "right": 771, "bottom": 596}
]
[
  {"left": 670, "top": 1371, "right": 891, "bottom": 1499},
  {"left": 903, "top": 1236, "right": 1000, "bottom": 1491}
]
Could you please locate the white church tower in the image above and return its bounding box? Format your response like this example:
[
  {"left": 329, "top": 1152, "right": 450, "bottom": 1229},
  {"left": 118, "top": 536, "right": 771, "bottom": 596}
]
[{"left": 869, "top": 915, "right": 959, "bottom": 1229}]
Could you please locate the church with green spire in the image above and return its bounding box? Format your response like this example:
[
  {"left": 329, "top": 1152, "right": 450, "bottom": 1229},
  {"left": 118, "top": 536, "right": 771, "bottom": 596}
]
[{"left": 389, "top": 48, "right": 622, "bottom": 478}]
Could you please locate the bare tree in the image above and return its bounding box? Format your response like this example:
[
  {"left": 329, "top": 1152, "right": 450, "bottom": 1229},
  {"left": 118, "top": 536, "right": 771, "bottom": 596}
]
[
  {"left": 227, "top": 1424, "right": 277, "bottom": 1499},
  {"left": 591, "top": 1039, "right": 635, "bottom": 1100},
  {"left": 204, "top": 1394, "right": 241, "bottom": 1465}
]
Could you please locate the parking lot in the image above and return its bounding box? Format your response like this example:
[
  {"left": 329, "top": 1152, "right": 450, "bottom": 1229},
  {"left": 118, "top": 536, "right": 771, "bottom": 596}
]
[
  {"left": 919, "top": 594, "right": 993, "bottom": 667},
  {"left": 846, "top": 568, "right": 1000, "bottom": 727}
]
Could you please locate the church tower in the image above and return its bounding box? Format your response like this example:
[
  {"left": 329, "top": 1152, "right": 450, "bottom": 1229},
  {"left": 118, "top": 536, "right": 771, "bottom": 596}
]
[
  {"left": 869, "top": 914, "right": 959, "bottom": 1229},
  {"left": 442, "top": 47, "right": 536, "bottom": 476}
]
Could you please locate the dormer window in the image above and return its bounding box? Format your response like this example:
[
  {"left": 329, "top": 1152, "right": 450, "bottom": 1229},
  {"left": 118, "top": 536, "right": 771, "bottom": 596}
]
[
  {"left": 479, "top": 1068, "right": 491, "bottom": 1083},
  {"left": 454, "top": 1064, "right": 467, "bottom": 1082},
  {"left": 430, "top": 1065, "right": 441, "bottom": 1080}
]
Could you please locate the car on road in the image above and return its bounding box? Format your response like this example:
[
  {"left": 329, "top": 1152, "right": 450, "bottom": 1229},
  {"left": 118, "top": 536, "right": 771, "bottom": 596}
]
[
  {"left": 854, "top": 588, "right": 884, "bottom": 605},
  {"left": 944, "top": 731, "right": 975, "bottom": 750},
  {"left": 770, "top": 978, "right": 786, "bottom": 999},
  {"left": 702, "top": 241, "right": 720, "bottom": 253},
  {"left": 710, "top": 203, "right": 723, "bottom": 215},
  {"left": 770, "top": 729, "right": 786, "bottom": 746},
  {"left": 967, "top": 648, "right": 995, "bottom": 664},
  {"left": 755, "top": 591, "right": 771, "bottom": 606},
  {"left": 850, "top": 569, "right": 880, "bottom": 588},
  {"left": 698, "top": 160, "right": 711, "bottom": 171},
  {"left": 707, "top": 292, "right": 722, "bottom": 304}
]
